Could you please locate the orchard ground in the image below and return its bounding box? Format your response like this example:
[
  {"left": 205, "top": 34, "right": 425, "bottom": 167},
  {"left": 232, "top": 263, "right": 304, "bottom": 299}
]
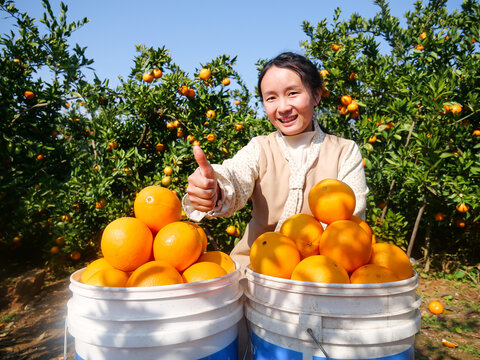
[{"left": 0, "top": 262, "right": 478, "bottom": 359}]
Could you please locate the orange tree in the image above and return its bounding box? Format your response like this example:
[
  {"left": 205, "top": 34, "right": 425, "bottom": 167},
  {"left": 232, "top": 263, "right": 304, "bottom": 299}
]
[
  {"left": 0, "top": 0, "right": 272, "bottom": 269},
  {"left": 301, "top": 0, "right": 479, "bottom": 267}
]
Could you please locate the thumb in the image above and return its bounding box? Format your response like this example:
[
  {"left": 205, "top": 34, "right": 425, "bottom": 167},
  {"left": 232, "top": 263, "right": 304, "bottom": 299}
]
[{"left": 193, "top": 145, "right": 215, "bottom": 179}]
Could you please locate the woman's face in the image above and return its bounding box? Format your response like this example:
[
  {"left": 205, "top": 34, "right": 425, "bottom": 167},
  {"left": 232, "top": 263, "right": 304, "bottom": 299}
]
[{"left": 261, "top": 66, "right": 321, "bottom": 136}]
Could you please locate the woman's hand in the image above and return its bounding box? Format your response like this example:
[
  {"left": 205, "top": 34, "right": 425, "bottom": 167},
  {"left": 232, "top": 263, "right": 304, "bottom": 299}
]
[{"left": 187, "top": 145, "right": 219, "bottom": 212}]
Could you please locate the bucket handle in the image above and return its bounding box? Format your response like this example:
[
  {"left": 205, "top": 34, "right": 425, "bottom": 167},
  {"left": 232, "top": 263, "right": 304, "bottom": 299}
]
[
  {"left": 306, "top": 328, "right": 330, "bottom": 360},
  {"left": 63, "top": 317, "right": 68, "bottom": 359}
]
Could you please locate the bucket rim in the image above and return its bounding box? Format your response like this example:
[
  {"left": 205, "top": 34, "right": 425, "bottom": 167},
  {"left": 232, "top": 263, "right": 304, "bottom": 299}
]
[
  {"left": 69, "top": 261, "right": 241, "bottom": 298},
  {"left": 245, "top": 267, "right": 418, "bottom": 295}
]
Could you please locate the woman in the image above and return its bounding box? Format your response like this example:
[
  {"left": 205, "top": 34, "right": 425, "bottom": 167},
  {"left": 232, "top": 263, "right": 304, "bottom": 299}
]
[{"left": 183, "top": 52, "right": 368, "bottom": 270}]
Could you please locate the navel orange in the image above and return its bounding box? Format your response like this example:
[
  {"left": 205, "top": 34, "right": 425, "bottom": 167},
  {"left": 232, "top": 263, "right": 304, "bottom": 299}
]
[
  {"left": 308, "top": 179, "right": 356, "bottom": 224},
  {"left": 134, "top": 186, "right": 182, "bottom": 233},
  {"left": 101, "top": 217, "right": 153, "bottom": 272},
  {"left": 250, "top": 232, "right": 300, "bottom": 279},
  {"left": 350, "top": 264, "right": 399, "bottom": 284},
  {"left": 182, "top": 262, "right": 227, "bottom": 283},
  {"left": 83, "top": 268, "right": 129, "bottom": 287},
  {"left": 291, "top": 255, "right": 349, "bottom": 284},
  {"left": 197, "top": 251, "right": 236, "bottom": 273},
  {"left": 153, "top": 221, "right": 203, "bottom": 272},
  {"left": 279, "top": 213, "right": 323, "bottom": 259},
  {"left": 319, "top": 219, "right": 372, "bottom": 273},
  {"left": 126, "top": 260, "right": 183, "bottom": 287},
  {"left": 369, "top": 242, "right": 413, "bottom": 280}
]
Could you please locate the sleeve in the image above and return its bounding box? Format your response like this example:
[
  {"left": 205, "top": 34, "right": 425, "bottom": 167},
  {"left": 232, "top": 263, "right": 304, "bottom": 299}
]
[
  {"left": 337, "top": 141, "right": 369, "bottom": 220},
  {"left": 182, "top": 138, "right": 261, "bottom": 222}
]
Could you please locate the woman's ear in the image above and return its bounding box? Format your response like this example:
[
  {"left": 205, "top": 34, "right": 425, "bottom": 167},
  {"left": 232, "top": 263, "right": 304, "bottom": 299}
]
[{"left": 314, "top": 88, "right": 322, "bottom": 106}]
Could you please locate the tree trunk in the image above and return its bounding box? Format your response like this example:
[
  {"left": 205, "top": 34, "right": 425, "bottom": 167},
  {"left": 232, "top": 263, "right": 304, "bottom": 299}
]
[
  {"left": 423, "top": 223, "right": 432, "bottom": 273},
  {"left": 407, "top": 197, "right": 426, "bottom": 257}
]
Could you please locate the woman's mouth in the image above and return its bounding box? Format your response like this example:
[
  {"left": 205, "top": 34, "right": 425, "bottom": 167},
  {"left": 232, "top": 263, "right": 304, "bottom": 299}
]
[{"left": 279, "top": 115, "right": 297, "bottom": 125}]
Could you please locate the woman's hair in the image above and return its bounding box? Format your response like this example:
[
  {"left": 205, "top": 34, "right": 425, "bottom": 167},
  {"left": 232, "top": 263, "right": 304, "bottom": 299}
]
[{"left": 257, "top": 52, "right": 322, "bottom": 100}]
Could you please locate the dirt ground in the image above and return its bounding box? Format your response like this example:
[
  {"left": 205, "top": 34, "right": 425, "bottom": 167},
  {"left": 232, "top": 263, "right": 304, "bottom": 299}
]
[{"left": 0, "top": 266, "right": 478, "bottom": 360}]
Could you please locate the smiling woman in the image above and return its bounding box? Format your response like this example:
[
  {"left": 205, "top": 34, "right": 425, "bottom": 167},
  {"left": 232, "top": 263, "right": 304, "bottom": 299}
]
[{"left": 183, "top": 51, "right": 369, "bottom": 273}]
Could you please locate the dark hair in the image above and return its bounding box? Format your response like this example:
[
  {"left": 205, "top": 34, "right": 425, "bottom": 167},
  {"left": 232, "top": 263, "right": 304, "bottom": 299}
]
[{"left": 257, "top": 52, "right": 322, "bottom": 101}]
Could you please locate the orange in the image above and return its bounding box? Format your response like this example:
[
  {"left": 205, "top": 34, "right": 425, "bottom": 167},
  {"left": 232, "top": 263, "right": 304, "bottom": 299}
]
[
  {"left": 331, "top": 44, "right": 341, "bottom": 51},
  {"left": 163, "top": 166, "right": 173, "bottom": 176},
  {"left": 24, "top": 90, "right": 34, "bottom": 99},
  {"left": 319, "top": 220, "right": 372, "bottom": 273},
  {"left": 349, "top": 215, "right": 372, "bottom": 240},
  {"left": 226, "top": 225, "right": 237, "bottom": 236},
  {"left": 126, "top": 260, "right": 183, "bottom": 287},
  {"left": 456, "top": 202, "right": 469, "bottom": 213},
  {"left": 234, "top": 123, "right": 243, "bottom": 131},
  {"left": 456, "top": 219, "right": 466, "bottom": 228},
  {"left": 84, "top": 268, "right": 129, "bottom": 287},
  {"left": 279, "top": 213, "right": 324, "bottom": 259},
  {"left": 350, "top": 264, "right": 399, "bottom": 284},
  {"left": 249, "top": 232, "right": 300, "bottom": 279},
  {"left": 178, "top": 85, "right": 189, "bottom": 96},
  {"left": 142, "top": 72, "right": 154, "bottom": 83},
  {"left": 101, "top": 217, "right": 153, "bottom": 272},
  {"left": 416, "top": 44, "right": 424, "bottom": 50},
  {"left": 369, "top": 242, "right": 413, "bottom": 280},
  {"left": 368, "top": 135, "right": 377, "bottom": 143},
  {"left": 419, "top": 32, "right": 427, "bottom": 39},
  {"left": 70, "top": 251, "right": 81, "bottom": 260},
  {"left": 153, "top": 221, "right": 203, "bottom": 272},
  {"left": 161, "top": 176, "right": 171, "bottom": 186},
  {"left": 50, "top": 246, "right": 60, "bottom": 254},
  {"left": 185, "top": 221, "right": 208, "bottom": 252},
  {"left": 80, "top": 258, "right": 114, "bottom": 283},
  {"left": 182, "top": 262, "right": 227, "bottom": 283},
  {"left": 134, "top": 185, "right": 182, "bottom": 233},
  {"left": 319, "top": 69, "right": 329, "bottom": 77},
  {"left": 349, "top": 72, "right": 357, "bottom": 80},
  {"left": 199, "top": 68, "right": 211, "bottom": 81},
  {"left": 340, "top": 95, "right": 352, "bottom": 106},
  {"left": 291, "top": 255, "right": 349, "bottom": 284},
  {"left": 441, "top": 339, "right": 457, "bottom": 348},
  {"left": 222, "top": 78, "right": 231, "bottom": 86},
  {"left": 206, "top": 133, "right": 215, "bottom": 142},
  {"left": 187, "top": 88, "right": 195, "bottom": 98},
  {"left": 37, "top": 154, "right": 44, "bottom": 160},
  {"left": 450, "top": 104, "right": 462, "bottom": 114},
  {"left": 428, "top": 300, "right": 444, "bottom": 315},
  {"left": 350, "top": 110, "right": 359, "bottom": 119},
  {"left": 153, "top": 68, "right": 162, "bottom": 78},
  {"left": 473, "top": 130, "right": 480, "bottom": 136},
  {"left": 308, "top": 178, "right": 356, "bottom": 224},
  {"left": 347, "top": 100, "right": 358, "bottom": 112},
  {"left": 197, "top": 251, "right": 236, "bottom": 273},
  {"left": 434, "top": 212, "right": 446, "bottom": 221},
  {"left": 320, "top": 86, "right": 331, "bottom": 98},
  {"left": 206, "top": 110, "right": 216, "bottom": 118},
  {"left": 339, "top": 105, "right": 348, "bottom": 115}
]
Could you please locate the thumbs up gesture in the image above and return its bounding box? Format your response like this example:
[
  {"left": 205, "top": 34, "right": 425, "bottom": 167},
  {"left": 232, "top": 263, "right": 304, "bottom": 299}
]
[{"left": 187, "top": 145, "right": 219, "bottom": 212}]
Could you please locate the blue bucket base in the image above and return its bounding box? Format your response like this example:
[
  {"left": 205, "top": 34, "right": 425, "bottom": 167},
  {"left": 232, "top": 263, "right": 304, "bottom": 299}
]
[
  {"left": 75, "top": 337, "right": 238, "bottom": 360},
  {"left": 251, "top": 332, "right": 414, "bottom": 360}
]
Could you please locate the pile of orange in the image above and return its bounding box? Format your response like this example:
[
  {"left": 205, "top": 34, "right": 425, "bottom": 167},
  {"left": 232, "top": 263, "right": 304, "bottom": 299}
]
[
  {"left": 250, "top": 178, "right": 413, "bottom": 284},
  {"left": 80, "top": 185, "right": 235, "bottom": 287}
]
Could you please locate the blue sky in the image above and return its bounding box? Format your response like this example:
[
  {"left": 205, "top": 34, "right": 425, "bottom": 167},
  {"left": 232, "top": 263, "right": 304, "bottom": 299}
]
[{"left": 1, "top": 0, "right": 464, "bottom": 95}]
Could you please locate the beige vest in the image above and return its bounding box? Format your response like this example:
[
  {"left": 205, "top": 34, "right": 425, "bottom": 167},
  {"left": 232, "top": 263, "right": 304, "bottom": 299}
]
[{"left": 230, "top": 131, "right": 354, "bottom": 270}]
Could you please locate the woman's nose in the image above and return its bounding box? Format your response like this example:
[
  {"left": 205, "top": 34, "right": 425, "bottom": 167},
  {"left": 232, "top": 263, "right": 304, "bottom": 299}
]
[{"left": 278, "top": 97, "right": 291, "bottom": 113}]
